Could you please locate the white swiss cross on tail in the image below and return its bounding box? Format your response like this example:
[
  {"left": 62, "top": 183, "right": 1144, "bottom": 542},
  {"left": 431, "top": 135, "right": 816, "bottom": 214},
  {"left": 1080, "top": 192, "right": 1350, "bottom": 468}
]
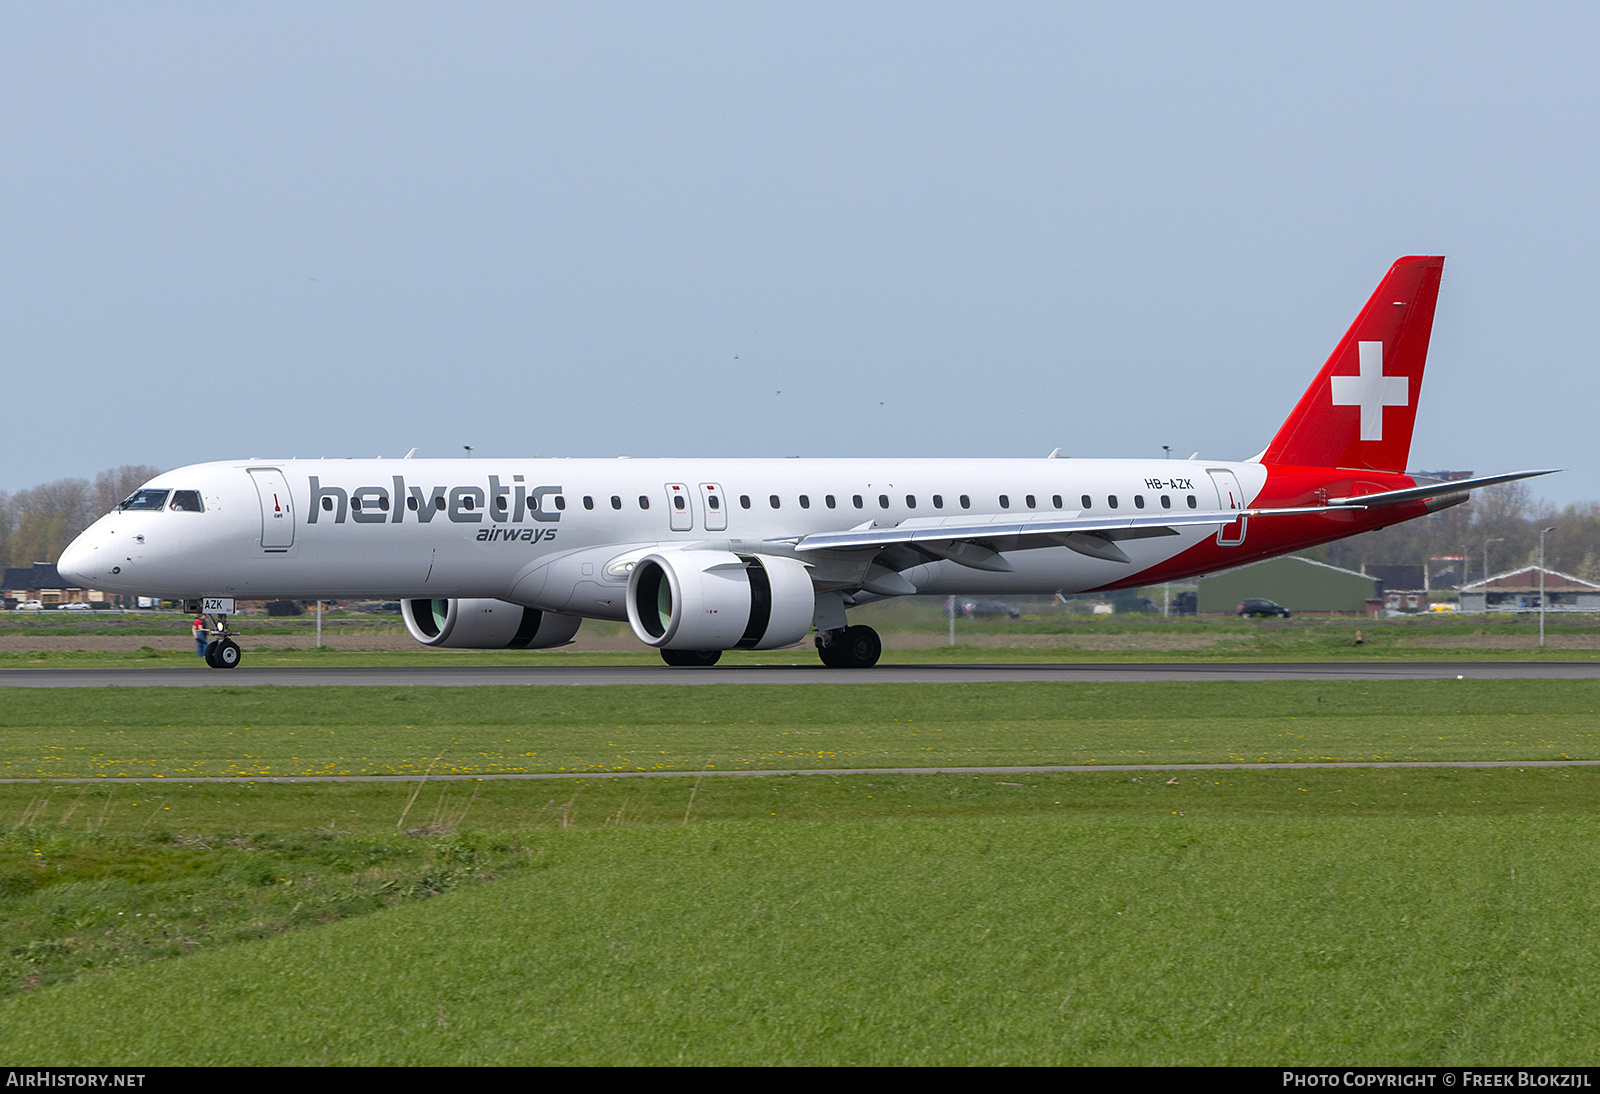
[{"left": 1330, "top": 341, "right": 1409, "bottom": 442}]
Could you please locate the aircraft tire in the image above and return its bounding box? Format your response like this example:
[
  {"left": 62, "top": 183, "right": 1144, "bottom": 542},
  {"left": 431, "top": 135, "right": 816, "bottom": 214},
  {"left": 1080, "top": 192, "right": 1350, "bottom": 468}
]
[
  {"left": 840, "top": 625, "right": 881, "bottom": 669},
  {"left": 815, "top": 634, "right": 846, "bottom": 668},
  {"left": 216, "top": 640, "right": 242, "bottom": 669},
  {"left": 203, "top": 641, "right": 221, "bottom": 668},
  {"left": 661, "top": 648, "right": 722, "bottom": 668}
]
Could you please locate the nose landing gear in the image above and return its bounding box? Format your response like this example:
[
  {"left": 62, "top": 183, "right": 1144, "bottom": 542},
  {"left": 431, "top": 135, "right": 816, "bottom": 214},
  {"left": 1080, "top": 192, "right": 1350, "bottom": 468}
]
[
  {"left": 204, "top": 637, "right": 242, "bottom": 668},
  {"left": 189, "top": 600, "right": 243, "bottom": 669}
]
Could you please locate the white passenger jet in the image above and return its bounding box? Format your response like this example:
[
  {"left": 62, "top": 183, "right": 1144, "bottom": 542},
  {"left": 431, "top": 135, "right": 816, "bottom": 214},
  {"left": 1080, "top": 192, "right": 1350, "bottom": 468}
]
[{"left": 58, "top": 256, "right": 1552, "bottom": 669}]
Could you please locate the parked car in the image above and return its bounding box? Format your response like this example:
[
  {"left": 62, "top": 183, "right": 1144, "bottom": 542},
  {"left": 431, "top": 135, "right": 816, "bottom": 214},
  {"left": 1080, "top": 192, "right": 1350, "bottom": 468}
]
[
  {"left": 1238, "top": 598, "right": 1292, "bottom": 618},
  {"left": 59, "top": 602, "right": 94, "bottom": 611},
  {"left": 13, "top": 600, "right": 44, "bottom": 611}
]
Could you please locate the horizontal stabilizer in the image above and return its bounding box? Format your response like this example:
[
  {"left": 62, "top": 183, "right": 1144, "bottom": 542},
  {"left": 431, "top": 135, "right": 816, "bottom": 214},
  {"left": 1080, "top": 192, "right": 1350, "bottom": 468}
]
[{"left": 1327, "top": 469, "right": 1559, "bottom": 508}]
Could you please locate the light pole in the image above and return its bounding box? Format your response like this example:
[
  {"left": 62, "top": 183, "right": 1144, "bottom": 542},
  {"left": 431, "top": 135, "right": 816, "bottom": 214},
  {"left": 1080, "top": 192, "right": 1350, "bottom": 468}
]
[{"left": 1540, "top": 526, "right": 1556, "bottom": 648}]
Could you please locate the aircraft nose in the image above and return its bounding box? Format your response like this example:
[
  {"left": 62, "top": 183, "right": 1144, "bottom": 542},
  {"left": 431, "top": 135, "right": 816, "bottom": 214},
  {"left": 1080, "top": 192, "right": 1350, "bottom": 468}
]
[{"left": 57, "top": 533, "right": 98, "bottom": 589}]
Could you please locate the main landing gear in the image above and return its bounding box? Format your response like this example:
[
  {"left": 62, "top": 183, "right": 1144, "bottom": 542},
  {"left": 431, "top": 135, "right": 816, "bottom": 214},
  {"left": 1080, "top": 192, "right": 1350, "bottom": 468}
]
[
  {"left": 660, "top": 648, "right": 722, "bottom": 667},
  {"left": 816, "top": 625, "right": 882, "bottom": 669},
  {"left": 655, "top": 625, "right": 883, "bottom": 669}
]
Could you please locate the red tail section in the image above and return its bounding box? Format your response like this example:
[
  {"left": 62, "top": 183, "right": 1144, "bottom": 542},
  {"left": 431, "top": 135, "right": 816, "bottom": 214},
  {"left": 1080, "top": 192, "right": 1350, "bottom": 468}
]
[{"left": 1262, "top": 256, "right": 1444, "bottom": 473}]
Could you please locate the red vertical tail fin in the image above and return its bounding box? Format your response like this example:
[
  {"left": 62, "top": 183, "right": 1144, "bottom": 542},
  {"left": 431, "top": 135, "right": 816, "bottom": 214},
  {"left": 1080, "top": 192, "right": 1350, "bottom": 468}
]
[{"left": 1262, "top": 255, "right": 1444, "bottom": 473}]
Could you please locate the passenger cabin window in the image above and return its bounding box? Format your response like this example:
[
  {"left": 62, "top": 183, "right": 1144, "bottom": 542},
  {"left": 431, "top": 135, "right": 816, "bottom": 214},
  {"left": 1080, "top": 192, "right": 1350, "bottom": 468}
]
[
  {"left": 495, "top": 496, "right": 508, "bottom": 511},
  {"left": 169, "top": 490, "right": 204, "bottom": 512},
  {"left": 770, "top": 495, "right": 781, "bottom": 509},
  {"left": 673, "top": 496, "right": 686, "bottom": 510},
  {"left": 1081, "top": 494, "right": 1092, "bottom": 509},
  {"left": 583, "top": 496, "right": 594, "bottom": 510},
  {"left": 933, "top": 494, "right": 943, "bottom": 509},
  {"left": 1108, "top": 496, "right": 1119, "bottom": 509},
  {"left": 407, "top": 496, "right": 419, "bottom": 511},
  {"left": 638, "top": 496, "right": 650, "bottom": 509},
  {"left": 799, "top": 495, "right": 810, "bottom": 509},
  {"left": 708, "top": 495, "right": 721, "bottom": 510},
  {"left": 740, "top": 495, "right": 751, "bottom": 509},
  {"left": 435, "top": 496, "right": 446, "bottom": 511},
  {"left": 999, "top": 495, "right": 1010, "bottom": 509},
  {"left": 1052, "top": 495, "right": 1063, "bottom": 509},
  {"left": 121, "top": 489, "right": 169, "bottom": 511},
  {"left": 878, "top": 495, "right": 889, "bottom": 509},
  {"left": 322, "top": 497, "right": 335, "bottom": 511},
  {"left": 825, "top": 495, "right": 836, "bottom": 508},
  {"left": 611, "top": 496, "right": 622, "bottom": 510},
  {"left": 1187, "top": 495, "right": 1197, "bottom": 509},
  {"left": 1161, "top": 495, "right": 1171, "bottom": 509},
  {"left": 1025, "top": 494, "right": 1036, "bottom": 508},
  {"left": 905, "top": 495, "right": 916, "bottom": 508},
  {"left": 554, "top": 496, "right": 566, "bottom": 511},
  {"left": 960, "top": 495, "right": 971, "bottom": 509},
  {"left": 853, "top": 495, "right": 864, "bottom": 508},
  {"left": 1134, "top": 495, "right": 1145, "bottom": 509}
]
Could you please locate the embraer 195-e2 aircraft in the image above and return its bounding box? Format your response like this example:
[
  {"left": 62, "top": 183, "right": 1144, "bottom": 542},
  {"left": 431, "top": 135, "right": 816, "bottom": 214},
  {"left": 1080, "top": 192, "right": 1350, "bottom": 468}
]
[{"left": 58, "top": 256, "right": 1552, "bottom": 670}]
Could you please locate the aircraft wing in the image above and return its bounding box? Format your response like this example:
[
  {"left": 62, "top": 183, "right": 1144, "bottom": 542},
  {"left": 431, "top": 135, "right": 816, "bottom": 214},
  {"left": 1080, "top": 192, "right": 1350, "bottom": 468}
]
[
  {"left": 771, "top": 506, "right": 1333, "bottom": 569},
  {"left": 1326, "top": 469, "right": 1559, "bottom": 508}
]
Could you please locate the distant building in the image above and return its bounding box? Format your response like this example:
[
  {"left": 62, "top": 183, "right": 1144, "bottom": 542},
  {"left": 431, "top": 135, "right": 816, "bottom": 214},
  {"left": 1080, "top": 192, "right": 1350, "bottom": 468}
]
[
  {"left": 1198, "top": 556, "right": 1383, "bottom": 615},
  {"left": 1407, "top": 469, "right": 1475, "bottom": 485},
  {"left": 1366, "top": 565, "right": 1429, "bottom": 612},
  {"left": 1459, "top": 568, "right": 1600, "bottom": 612},
  {"left": 1427, "top": 555, "right": 1467, "bottom": 592},
  {"left": 0, "top": 563, "right": 119, "bottom": 608}
]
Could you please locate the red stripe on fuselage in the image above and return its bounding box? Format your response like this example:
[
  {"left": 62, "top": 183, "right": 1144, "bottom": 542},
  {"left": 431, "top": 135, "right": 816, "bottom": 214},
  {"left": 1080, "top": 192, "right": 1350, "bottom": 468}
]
[{"left": 1088, "top": 464, "right": 1425, "bottom": 592}]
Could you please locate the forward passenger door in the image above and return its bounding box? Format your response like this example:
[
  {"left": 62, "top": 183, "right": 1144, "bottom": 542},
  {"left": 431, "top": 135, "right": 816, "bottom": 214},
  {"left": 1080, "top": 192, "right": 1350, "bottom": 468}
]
[
  {"left": 699, "top": 483, "right": 727, "bottom": 531},
  {"left": 248, "top": 468, "right": 295, "bottom": 550},
  {"left": 664, "top": 483, "right": 694, "bottom": 531}
]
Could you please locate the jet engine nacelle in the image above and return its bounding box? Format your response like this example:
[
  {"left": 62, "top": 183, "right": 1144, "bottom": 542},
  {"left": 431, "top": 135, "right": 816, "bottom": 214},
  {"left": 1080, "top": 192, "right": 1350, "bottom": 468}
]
[
  {"left": 626, "top": 550, "right": 814, "bottom": 650},
  {"left": 401, "top": 598, "right": 582, "bottom": 649}
]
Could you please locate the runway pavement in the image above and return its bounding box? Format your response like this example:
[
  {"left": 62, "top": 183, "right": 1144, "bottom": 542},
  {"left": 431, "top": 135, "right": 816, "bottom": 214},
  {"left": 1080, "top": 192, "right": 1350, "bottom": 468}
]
[{"left": 4, "top": 661, "right": 1600, "bottom": 686}]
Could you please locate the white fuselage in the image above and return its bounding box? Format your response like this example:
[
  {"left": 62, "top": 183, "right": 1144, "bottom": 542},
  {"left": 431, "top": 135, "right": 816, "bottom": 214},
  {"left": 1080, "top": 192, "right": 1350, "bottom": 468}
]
[{"left": 58, "top": 456, "right": 1268, "bottom": 616}]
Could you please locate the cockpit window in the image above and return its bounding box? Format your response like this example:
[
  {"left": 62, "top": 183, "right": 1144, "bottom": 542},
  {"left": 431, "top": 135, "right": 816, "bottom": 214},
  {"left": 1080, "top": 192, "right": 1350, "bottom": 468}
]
[
  {"left": 119, "top": 489, "right": 170, "bottom": 511},
  {"left": 169, "top": 490, "right": 205, "bottom": 512}
]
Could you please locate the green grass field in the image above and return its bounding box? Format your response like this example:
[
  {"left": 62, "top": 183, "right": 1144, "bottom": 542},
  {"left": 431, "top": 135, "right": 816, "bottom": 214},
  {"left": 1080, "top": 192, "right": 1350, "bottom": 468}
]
[
  {"left": 2, "top": 680, "right": 1598, "bottom": 780},
  {"left": 5, "top": 681, "right": 1600, "bottom": 1064},
  {"left": 3, "top": 770, "right": 1600, "bottom": 1064}
]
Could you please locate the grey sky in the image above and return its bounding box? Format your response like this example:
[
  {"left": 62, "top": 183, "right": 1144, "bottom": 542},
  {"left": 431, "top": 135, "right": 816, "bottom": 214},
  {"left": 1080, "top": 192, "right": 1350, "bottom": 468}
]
[{"left": 2, "top": 4, "right": 1594, "bottom": 502}]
